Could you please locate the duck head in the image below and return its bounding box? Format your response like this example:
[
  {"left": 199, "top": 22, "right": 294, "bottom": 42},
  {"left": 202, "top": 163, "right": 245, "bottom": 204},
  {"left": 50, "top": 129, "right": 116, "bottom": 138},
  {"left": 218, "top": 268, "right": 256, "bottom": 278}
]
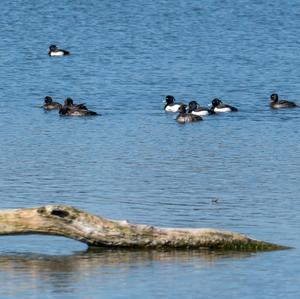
[
  {"left": 178, "top": 104, "right": 187, "bottom": 113},
  {"left": 64, "top": 97, "right": 74, "bottom": 106},
  {"left": 212, "top": 98, "right": 222, "bottom": 108},
  {"left": 188, "top": 101, "right": 198, "bottom": 112},
  {"left": 165, "top": 95, "right": 175, "bottom": 105},
  {"left": 44, "top": 96, "right": 53, "bottom": 104},
  {"left": 270, "top": 93, "right": 279, "bottom": 103},
  {"left": 49, "top": 44, "right": 58, "bottom": 51}
]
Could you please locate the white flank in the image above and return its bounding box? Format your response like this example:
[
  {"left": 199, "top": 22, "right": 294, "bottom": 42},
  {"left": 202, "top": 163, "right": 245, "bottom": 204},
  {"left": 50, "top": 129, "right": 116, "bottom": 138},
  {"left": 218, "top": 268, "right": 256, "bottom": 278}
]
[
  {"left": 50, "top": 51, "right": 65, "bottom": 57},
  {"left": 165, "top": 104, "right": 181, "bottom": 112},
  {"left": 214, "top": 107, "right": 231, "bottom": 113},
  {"left": 192, "top": 110, "right": 209, "bottom": 116}
]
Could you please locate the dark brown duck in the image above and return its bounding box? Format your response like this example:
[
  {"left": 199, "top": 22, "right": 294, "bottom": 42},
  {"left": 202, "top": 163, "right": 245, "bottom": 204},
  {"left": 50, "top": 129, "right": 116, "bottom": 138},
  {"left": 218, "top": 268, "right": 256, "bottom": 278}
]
[{"left": 270, "top": 93, "right": 297, "bottom": 109}]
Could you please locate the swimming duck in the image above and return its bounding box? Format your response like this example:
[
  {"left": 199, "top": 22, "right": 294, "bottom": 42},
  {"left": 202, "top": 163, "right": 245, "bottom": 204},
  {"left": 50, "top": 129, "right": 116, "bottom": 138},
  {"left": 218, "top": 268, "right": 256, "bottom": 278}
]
[
  {"left": 270, "top": 93, "right": 297, "bottom": 109},
  {"left": 176, "top": 105, "right": 202, "bottom": 123},
  {"left": 164, "top": 95, "right": 185, "bottom": 112},
  {"left": 188, "top": 100, "right": 214, "bottom": 116},
  {"left": 48, "top": 44, "right": 70, "bottom": 56},
  {"left": 211, "top": 98, "right": 238, "bottom": 113},
  {"left": 59, "top": 106, "right": 98, "bottom": 116},
  {"left": 43, "top": 96, "right": 62, "bottom": 110}
]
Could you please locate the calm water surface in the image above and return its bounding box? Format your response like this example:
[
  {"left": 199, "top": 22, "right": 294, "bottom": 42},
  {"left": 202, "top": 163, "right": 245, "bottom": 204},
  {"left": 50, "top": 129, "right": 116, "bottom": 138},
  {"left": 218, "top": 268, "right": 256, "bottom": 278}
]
[{"left": 0, "top": 0, "right": 300, "bottom": 298}]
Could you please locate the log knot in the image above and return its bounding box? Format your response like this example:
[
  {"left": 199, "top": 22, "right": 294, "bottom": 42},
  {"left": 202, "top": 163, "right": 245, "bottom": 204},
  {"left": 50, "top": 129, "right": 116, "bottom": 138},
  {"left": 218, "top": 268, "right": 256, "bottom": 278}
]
[
  {"left": 37, "top": 205, "right": 78, "bottom": 222},
  {"left": 51, "top": 209, "right": 70, "bottom": 218}
]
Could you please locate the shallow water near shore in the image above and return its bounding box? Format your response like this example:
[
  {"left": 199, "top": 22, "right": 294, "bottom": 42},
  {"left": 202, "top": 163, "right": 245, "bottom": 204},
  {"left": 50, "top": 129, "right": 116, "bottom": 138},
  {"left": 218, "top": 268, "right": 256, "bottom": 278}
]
[{"left": 0, "top": 0, "right": 300, "bottom": 298}]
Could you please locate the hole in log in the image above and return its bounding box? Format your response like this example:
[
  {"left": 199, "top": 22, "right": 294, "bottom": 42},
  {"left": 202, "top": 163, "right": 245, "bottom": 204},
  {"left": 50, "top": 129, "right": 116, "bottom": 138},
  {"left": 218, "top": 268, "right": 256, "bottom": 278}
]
[{"left": 51, "top": 209, "right": 70, "bottom": 218}]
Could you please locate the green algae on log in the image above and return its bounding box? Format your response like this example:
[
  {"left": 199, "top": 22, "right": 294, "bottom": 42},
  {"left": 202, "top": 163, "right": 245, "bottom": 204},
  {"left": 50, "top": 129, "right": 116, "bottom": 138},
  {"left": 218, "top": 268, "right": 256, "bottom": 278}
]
[{"left": 0, "top": 205, "right": 289, "bottom": 251}]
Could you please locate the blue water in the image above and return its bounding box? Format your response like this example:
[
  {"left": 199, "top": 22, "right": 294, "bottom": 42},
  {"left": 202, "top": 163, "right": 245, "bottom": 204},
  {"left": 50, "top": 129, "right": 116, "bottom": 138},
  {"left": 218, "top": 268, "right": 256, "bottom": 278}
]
[{"left": 0, "top": 0, "right": 300, "bottom": 298}]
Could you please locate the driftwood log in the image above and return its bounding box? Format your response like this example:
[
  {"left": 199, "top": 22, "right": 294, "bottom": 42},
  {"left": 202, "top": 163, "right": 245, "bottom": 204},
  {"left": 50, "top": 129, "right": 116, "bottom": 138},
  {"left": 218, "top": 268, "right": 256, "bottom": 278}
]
[{"left": 0, "top": 205, "right": 288, "bottom": 251}]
